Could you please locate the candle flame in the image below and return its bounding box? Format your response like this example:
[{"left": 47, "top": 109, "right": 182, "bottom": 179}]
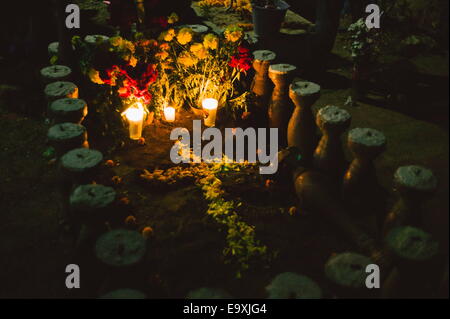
[{"left": 122, "top": 101, "right": 146, "bottom": 121}]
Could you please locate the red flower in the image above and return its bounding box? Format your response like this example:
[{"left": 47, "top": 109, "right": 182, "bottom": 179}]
[
  {"left": 229, "top": 45, "right": 252, "bottom": 72},
  {"left": 238, "top": 46, "right": 250, "bottom": 54},
  {"left": 103, "top": 64, "right": 158, "bottom": 104}
]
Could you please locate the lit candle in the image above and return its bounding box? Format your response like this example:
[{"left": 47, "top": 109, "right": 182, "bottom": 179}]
[
  {"left": 164, "top": 106, "right": 176, "bottom": 122},
  {"left": 202, "top": 98, "right": 218, "bottom": 127},
  {"left": 123, "top": 103, "right": 145, "bottom": 140}
]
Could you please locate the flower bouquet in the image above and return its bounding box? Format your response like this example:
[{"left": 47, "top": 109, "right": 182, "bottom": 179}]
[
  {"left": 153, "top": 23, "right": 253, "bottom": 120},
  {"left": 71, "top": 32, "right": 160, "bottom": 147}
]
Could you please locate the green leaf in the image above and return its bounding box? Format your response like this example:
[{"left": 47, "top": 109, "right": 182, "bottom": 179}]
[
  {"left": 49, "top": 55, "right": 58, "bottom": 65},
  {"left": 42, "top": 146, "right": 55, "bottom": 159}
]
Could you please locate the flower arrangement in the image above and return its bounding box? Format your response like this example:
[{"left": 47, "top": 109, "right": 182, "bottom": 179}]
[
  {"left": 71, "top": 30, "right": 163, "bottom": 146},
  {"left": 74, "top": 33, "right": 161, "bottom": 106},
  {"left": 153, "top": 23, "right": 253, "bottom": 116},
  {"left": 72, "top": 11, "right": 180, "bottom": 112},
  {"left": 70, "top": 12, "right": 253, "bottom": 144}
]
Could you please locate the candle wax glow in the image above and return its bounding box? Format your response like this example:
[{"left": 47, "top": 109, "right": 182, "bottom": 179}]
[
  {"left": 124, "top": 104, "right": 145, "bottom": 140},
  {"left": 164, "top": 106, "right": 176, "bottom": 122},
  {"left": 202, "top": 98, "right": 218, "bottom": 127}
]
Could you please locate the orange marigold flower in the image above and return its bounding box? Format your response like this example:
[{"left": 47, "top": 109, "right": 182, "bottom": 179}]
[
  {"left": 137, "top": 137, "right": 146, "bottom": 145},
  {"left": 119, "top": 197, "right": 130, "bottom": 205},
  {"left": 125, "top": 215, "right": 137, "bottom": 226},
  {"left": 177, "top": 51, "right": 197, "bottom": 67},
  {"left": 105, "top": 159, "right": 115, "bottom": 167},
  {"left": 159, "top": 42, "right": 170, "bottom": 51},
  {"left": 241, "top": 111, "right": 251, "bottom": 120},
  {"left": 203, "top": 33, "right": 219, "bottom": 50},
  {"left": 156, "top": 51, "right": 169, "bottom": 60},
  {"left": 224, "top": 25, "right": 244, "bottom": 42},
  {"left": 112, "top": 175, "right": 123, "bottom": 185},
  {"left": 167, "top": 12, "right": 179, "bottom": 24},
  {"left": 177, "top": 28, "right": 193, "bottom": 45},
  {"left": 129, "top": 56, "right": 138, "bottom": 67},
  {"left": 190, "top": 43, "right": 208, "bottom": 60},
  {"left": 142, "top": 226, "right": 153, "bottom": 238},
  {"left": 265, "top": 179, "right": 274, "bottom": 188},
  {"left": 160, "top": 29, "right": 176, "bottom": 42},
  {"left": 88, "top": 69, "right": 104, "bottom": 85}
]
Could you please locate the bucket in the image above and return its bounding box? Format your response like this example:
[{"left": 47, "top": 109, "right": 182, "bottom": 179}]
[{"left": 252, "top": 1, "right": 290, "bottom": 38}]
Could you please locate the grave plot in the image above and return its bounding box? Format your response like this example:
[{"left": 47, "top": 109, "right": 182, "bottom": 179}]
[{"left": 0, "top": 0, "right": 447, "bottom": 299}]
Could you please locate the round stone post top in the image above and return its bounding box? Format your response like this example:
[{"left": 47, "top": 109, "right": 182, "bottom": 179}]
[
  {"left": 50, "top": 98, "right": 86, "bottom": 112},
  {"left": 289, "top": 80, "right": 320, "bottom": 97},
  {"left": 70, "top": 184, "right": 116, "bottom": 211},
  {"left": 325, "top": 252, "right": 373, "bottom": 288},
  {"left": 316, "top": 105, "right": 351, "bottom": 129},
  {"left": 348, "top": 128, "right": 386, "bottom": 147},
  {"left": 187, "top": 288, "right": 232, "bottom": 299},
  {"left": 47, "top": 122, "right": 86, "bottom": 141},
  {"left": 347, "top": 128, "right": 386, "bottom": 158},
  {"left": 40, "top": 65, "right": 71, "bottom": 78},
  {"left": 266, "top": 272, "right": 322, "bottom": 299},
  {"left": 269, "top": 63, "right": 297, "bottom": 74},
  {"left": 45, "top": 81, "right": 78, "bottom": 97},
  {"left": 385, "top": 226, "right": 439, "bottom": 261},
  {"left": 95, "top": 229, "right": 147, "bottom": 267},
  {"left": 394, "top": 165, "right": 437, "bottom": 192},
  {"left": 253, "top": 50, "right": 276, "bottom": 62},
  {"left": 60, "top": 148, "right": 103, "bottom": 172}
]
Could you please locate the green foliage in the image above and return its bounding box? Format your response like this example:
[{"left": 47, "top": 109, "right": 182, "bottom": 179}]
[
  {"left": 345, "top": 18, "right": 384, "bottom": 65},
  {"left": 75, "top": 0, "right": 110, "bottom": 24},
  {"left": 70, "top": 35, "right": 94, "bottom": 76},
  {"left": 42, "top": 147, "right": 55, "bottom": 159},
  {"left": 401, "top": 34, "right": 437, "bottom": 51},
  {"left": 49, "top": 55, "right": 58, "bottom": 65},
  {"left": 89, "top": 86, "right": 129, "bottom": 149},
  {"left": 140, "top": 159, "right": 270, "bottom": 278},
  {"left": 70, "top": 33, "right": 160, "bottom": 147},
  {"left": 228, "top": 90, "right": 254, "bottom": 119},
  {"left": 154, "top": 24, "right": 251, "bottom": 117},
  {"left": 198, "top": 161, "right": 269, "bottom": 278},
  {"left": 360, "top": 0, "right": 445, "bottom": 56}
]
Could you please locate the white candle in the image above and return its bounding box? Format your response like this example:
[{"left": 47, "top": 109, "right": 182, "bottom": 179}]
[
  {"left": 164, "top": 106, "right": 176, "bottom": 122},
  {"left": 124, "top": 105, "right": 145, "bottom": 140},
  {"left": 202, "top": 98, "right": 218, "bottom": 127}
]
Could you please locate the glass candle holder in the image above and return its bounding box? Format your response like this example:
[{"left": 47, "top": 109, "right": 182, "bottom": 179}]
[
  {"left": 124, "top": 106, "right": 145, "bottom": 140},
  {"left": 202, "top": 98, "right": 218, "bottom": 127}
]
